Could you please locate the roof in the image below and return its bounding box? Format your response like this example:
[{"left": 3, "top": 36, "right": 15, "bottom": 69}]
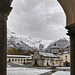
[
  {"left": 58, "top": 52, "right": 62, "bottom": 55},
  {"left": 58, "top": 51, "right": 70, "bottom": 55},
  {"left": 53, "top": 58, "right": 62, "bottom": 61},
  {"left": 63, "top": 51, "right": 69, "bottom": 54},
  {"left": 7, "top": 55, "right": 32, "bottom": 59},
  {"left": 39, "top": 52, "right": 58, "bottom": 58},
  {"left": 51, "top": 46, "right": 59, "bottom": 49}
]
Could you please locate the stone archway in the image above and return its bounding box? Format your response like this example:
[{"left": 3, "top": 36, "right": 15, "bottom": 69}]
[
  {"left": 0, "top": 0, "right": 13, "bottom": 75},
  {"left": 57, "top": 0, "right": 75, "bottom": 75},
  {"left": 0, "top": 0, "right": 75, "bottom": 75}
]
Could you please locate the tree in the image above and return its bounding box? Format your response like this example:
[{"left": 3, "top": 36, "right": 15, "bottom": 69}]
[
  {"left": 25, "top": 50, "right": 34, "bottom": 55},
  {"left": 7, "top": 48, "right": 18, "bottom": 55}
]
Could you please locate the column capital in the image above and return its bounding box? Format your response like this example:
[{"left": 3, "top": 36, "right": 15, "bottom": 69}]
[
  {"left": 0, "top": 0, "right": 13, "bottom": 17},
  {"left": 0, "top": 1, "right": 13, "bottom": 75},
  {"left": 65, "top": 23, "right": 75, "bottom": 36}
]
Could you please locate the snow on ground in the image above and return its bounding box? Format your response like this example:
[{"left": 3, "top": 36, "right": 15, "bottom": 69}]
[
  {"left": 51, "top": 71, "right": 70, "bottom": 75},
  {"left": 7, "top": 65, "right": 11, "bottom": 68},
  {"left": 7, "top": 67, "right": 50, "bottom": 75},
  {"left": 57, "top": 67, "right": 70, "bottom": 70}
]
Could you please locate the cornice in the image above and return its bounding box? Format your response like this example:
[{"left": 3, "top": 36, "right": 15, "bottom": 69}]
[
  {"left": 0, "top": 0, "right": 13, "bottom": 17},
  {"left": 65, "top": 23, "right": 75, "bottom": 36}
]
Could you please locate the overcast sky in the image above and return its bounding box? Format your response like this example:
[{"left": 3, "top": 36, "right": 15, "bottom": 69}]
[{"left": 7, "top": 0, "right": 69, "bottom": 40}]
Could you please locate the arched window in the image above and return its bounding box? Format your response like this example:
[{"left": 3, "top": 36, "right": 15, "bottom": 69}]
[
  {"left": 12, "top": 59, "right": 14, "bottom": 61},
  {"left": 18, "top": 59, "right": 20, "bottom": 61},
  {"left": 21, "top": 59, "right": 22, "bottom": 61},
  {"left": 15, "top": 59, "right": 17, "bottom": 61},
  {"left": 24, "top": 59, "right": 25, "bottom": 61},
  {"left": 9, "top": 59, "right": 11, "bottom": 62}
]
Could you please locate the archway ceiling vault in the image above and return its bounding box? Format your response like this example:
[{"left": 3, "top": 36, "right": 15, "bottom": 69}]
[{"left": 57, "top": 0, "right": 75, "bottom": 26}]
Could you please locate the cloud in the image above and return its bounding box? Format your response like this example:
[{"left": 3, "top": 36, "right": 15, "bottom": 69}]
[{"left": 7, "top": 0, "right": 68, "bottom": 40}]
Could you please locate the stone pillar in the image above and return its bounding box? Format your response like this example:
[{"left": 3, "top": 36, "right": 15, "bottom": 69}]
[
  {"left": 0, "top": 0, "right": 12, "bottom": 75},
  {"left": 66, "top": 23, "right": 75, "bottom": 75},
  {"left": 0, "top": 14, "right": 7, "bottom": 75}
]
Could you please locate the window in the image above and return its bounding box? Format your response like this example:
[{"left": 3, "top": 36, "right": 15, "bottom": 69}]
[
  {"left": 15, "top": 59, "right": 17, "bottom": 61},
  {"left": 12, "top": 59, "right": 14, "bottom": 61},
  {"left": 21, "top": 59, "right": 22, "bottom": 61},
  {"left": 56, "top": 61, "right": 58, "bottom": 64},
  {"left": 18, "top": 59, "right": 20, "bottom": 61},
  {"left": 60, "top": 62, "right": 62, "bottom": 66},
  {"left": 9, "top": 59, "right": 11, "bottom": 62},
  {"left": 65, "top": 56, "right": 67, "bottom": 60},
  {"left": 24, "top": 59, "right": 25, "bottom": 61},
  {"left": 35, "top": 54, "right": 37, "bottom": 55}
]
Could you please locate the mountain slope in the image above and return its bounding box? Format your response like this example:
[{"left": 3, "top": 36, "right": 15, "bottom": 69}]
[
  {"left": 7, "top": 29, "right": 51, "bottom": 51},
  {"left": 45, "top": 38, "right": 69, "bottom": 52},
  {"left": 7, "top": 29, "right": 69, "bottom": 52}
]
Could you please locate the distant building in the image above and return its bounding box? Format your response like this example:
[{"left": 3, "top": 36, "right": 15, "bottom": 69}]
[
  {"left": 32, "top": 50, "right": 59, "bottom": 67},
  {"left": 51, "top": 43, "right": 60, "bottom": 54},
  {"left": 7, "top": 55, "right": 32, "bottom": 64},
  {"left": 53, "top": 58, "right": 62, "bottom": 67},
  {"left": 57, "top": 51, "right": 70, "bottom": 67}
]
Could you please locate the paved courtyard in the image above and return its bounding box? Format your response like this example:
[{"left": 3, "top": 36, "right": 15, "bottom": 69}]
[
  {"left": 51, "top": 71, "right": 70, "bottom": 75},
  {"left": 7, "top": 67, "right": 70, "bottom": 75},
  {"left": 7, "top": 67, "right": 50, "bottom": 75},
  {"left": 7, "top": 63, "right": 70, "bottom": 75}
]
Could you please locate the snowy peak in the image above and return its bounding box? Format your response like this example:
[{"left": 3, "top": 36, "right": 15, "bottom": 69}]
[
  {"left": 7, "top": 29, "right": 69, "bottom": 52},
  {"left": 7, "top": 29, "right": 51, "bottom": 50}
]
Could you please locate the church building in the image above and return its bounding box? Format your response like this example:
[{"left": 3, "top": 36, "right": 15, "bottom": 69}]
[
  {"left": 32, "top": 50, "right": 59, "bottom": 67},
  {"left": 51, "top": 43, "right": 60, "bottom": 54}
]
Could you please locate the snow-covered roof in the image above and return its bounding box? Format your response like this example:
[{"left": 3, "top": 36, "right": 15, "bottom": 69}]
[
  {"left": 39, "top": 52, "right": 58, "bottom": 58},
  {"left": 7, "top": 55, "right": 32, "bottom": 59},
  {"left": 63, "top": 51, "right": 69, "bottom": 54},
  {"left": 58, "top": 52, "right": 62, "bottom": 55},
  {"left": 53, "top": 58, "right": 62, "bottom": 61},
  {"left": 58, "top": 51, "right": 70, "bottom": 55}
]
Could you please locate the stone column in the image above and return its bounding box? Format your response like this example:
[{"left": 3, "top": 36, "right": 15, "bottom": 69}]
[
  {"left": 0, "top": 14, "right": 7, "bottom": 75},
  {"left": 66, "top": 23, "right": 75, "bottom": 75},
  {"left": 0, "top": 1, "right": 12, "bottom": 75}
]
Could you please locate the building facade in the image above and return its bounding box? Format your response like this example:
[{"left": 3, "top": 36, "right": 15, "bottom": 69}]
[
  {"left": 7, "top": 55, "right": 32, "bottom": 64},
  {"left": 57, "top": 51, "right": 70, "bottom": 67},
  {"left": 32, "top": 51, "right": 59, "bottom": 67},
  {"left": 53, "top": 58, "right": 62, "bottom": 67},
  {"left": 51, "top": 43, "right": 60, "bottom": 54}
]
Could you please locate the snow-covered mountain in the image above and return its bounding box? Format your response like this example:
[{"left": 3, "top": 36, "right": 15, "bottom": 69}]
[
  {"left": 45, "top": 38, "right": 69, "bottom": 52},
  {"left": 7, "top": 29, "right": 51, "bottom": 51},
  {"left": 7, "top": 29, "right": 69, "bottom": 52}
]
